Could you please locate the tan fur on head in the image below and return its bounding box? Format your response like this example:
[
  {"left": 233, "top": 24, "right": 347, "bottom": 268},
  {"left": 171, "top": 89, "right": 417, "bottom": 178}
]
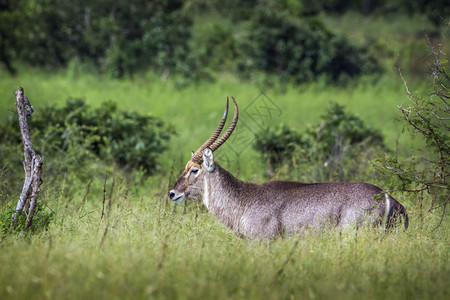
[{"left": 185, "top": 161, "right": 201, "bottom": 171}]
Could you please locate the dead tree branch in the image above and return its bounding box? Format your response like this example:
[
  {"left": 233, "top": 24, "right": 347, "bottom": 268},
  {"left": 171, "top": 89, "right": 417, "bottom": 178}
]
[{"left": 12, "top": 87, "right": 44, "bottom": 230}]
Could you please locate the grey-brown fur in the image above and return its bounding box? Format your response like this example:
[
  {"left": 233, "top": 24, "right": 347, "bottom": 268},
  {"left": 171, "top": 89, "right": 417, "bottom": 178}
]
[
  {"left": 168, "top": 97, "right": 408, "bottom": 239},
  {"left": 169, "top": 149, "right": 408, "bottom": 239}
]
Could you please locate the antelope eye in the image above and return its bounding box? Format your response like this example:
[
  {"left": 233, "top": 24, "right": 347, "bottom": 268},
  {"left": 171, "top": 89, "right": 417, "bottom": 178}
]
[{"left": 191, "top": 168, "right": 199, "bottom": 174}]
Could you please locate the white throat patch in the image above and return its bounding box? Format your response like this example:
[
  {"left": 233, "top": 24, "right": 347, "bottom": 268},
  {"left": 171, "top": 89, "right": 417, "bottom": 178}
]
[
  {"left": 203, "top": 177, "right": 210, "bottom": 209},
  {"left": 384, "top": 193, "right": 391, "bottom": 227}
]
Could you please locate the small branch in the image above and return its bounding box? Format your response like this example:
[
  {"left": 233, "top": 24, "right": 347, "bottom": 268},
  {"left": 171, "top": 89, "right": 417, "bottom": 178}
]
[
  {"left": 99, "top": 224, "right": 109, "bottom": 249},
  {"left": 106, "top": 177, "right": 115, "bottom": 218},
  {"left": 276, "top": 237, "right": 300, "bottom": 277},
  {"left": 398, "top": 67, "right": 413, "bottom": 99},
  {"left": 430, "top": 199, "right": 448, "bottom": 233},
  {"left": 100, "top": 174, "right": 107, "bottom": 222},
  {"left": 77, "top": 177, "right": 93, "bottom": 212}
]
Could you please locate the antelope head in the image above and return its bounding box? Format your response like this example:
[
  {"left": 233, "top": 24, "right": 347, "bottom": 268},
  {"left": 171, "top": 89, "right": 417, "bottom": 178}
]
[{"left": 168, "top": 97, "right": 239, "bottom": 202}]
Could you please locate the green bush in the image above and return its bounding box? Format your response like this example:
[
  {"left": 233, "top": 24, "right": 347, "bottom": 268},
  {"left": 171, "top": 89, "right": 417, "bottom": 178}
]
[
  {"left": 1, "top": 0, "right": 388, "bottom": 83},
  {"left": 302, "top": 103, "right": 385, "bottom": 160},
  {"left": 254, "top": 103, "right": 386, "bottom": 180},
  {"left": 299, "top": 0, "right": 450, "bottom": 23},
  {"left": 253, "top": 124, "right": 303, "bottom": 175},
  {"left": 375, "top": 32, "right": 449, "bottom": 209},
  {"left": 241, "top": 5, "right": 381, "bottom": 83},
  {"left": 196, "top": 23, "right": 237, "bottom": 71},
  {"left": 0, "top": 0, "right": 199, "bottom": 79},
  {"left": 0, "top": 99, "right": 174, "bottom": 189}
]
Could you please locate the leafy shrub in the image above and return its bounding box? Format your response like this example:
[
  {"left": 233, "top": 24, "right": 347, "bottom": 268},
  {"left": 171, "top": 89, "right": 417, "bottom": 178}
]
[
  {"left": 375, "top": 31, "right": 449, "bottom": 212},
  {"left": 196, "top": 23, "right": 237, "bottom": 71},
  {"left": 0, "top": 0, "right": 200, "bottom": 79},
  {"left": 253, "top": 124, "right": 303, "bottom": 175},
  {"left": 302, "top": 103, "right": 385, "bottom": 161},
  {"left": 0, "top": 99, "right": 174, "bottom": 188},
  {"left": 241, "top": 5, "right": 381, "bottom": 83},
  {"left": 299, "top": 0, "right": 450, "bottom": 23},
  {"left": 299, "top": 0, "right": 354, "bottom": 16},
  {"left": 1, "top": 0, "right": 386, "bottom": 84},
  {"left": 378, "top": 0, "right": 450, "bottom": 26},
  {"left": 254, "top": 103, "right": 386, "bottom": 180}
]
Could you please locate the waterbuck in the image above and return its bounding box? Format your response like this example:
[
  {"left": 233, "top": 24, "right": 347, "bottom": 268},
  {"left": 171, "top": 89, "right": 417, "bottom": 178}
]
[{"left": 169, "top": 97, "right": 408, "bottom": 238}]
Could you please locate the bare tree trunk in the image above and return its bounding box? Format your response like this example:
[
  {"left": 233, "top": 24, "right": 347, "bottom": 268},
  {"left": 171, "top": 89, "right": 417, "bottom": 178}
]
[{"left": 12, "top": 87, "right": 44, "bottom": 230}]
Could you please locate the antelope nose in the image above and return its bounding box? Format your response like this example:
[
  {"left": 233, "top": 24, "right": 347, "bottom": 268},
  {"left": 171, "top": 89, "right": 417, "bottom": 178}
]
[{"left": 169, "top": 190, "right": 176, "bottom": 199}]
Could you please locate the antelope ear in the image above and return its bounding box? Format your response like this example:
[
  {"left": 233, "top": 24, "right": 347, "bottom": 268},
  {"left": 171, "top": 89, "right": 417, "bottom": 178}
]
[{"left": 202, "top": 148, "right": 215, "bottom": 172}]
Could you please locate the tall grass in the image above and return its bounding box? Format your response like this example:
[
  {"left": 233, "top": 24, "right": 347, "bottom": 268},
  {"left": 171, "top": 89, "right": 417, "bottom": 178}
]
[{"left": 0, "top": 180, "right": 448, "bottom": 300}]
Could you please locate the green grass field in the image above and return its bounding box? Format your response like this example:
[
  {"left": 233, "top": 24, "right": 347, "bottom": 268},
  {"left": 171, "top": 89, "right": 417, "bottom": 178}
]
[
  {"left": 1, "top": 12, "right": 449, "bottom": 300},
  {"left": 1, "top": 66, "right": 448, "bottom": 300},
  {"left": 0, "top": 183, "right": 448, "bottom": 300}
]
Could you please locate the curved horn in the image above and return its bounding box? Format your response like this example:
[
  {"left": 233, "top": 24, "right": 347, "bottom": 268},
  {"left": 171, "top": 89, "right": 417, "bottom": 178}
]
[
  {"left": 209, "top": 97, "right": 238, "bottom": 152},
  {"left": 190, "top": 98, "right": 229, "bottom": 163}
]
